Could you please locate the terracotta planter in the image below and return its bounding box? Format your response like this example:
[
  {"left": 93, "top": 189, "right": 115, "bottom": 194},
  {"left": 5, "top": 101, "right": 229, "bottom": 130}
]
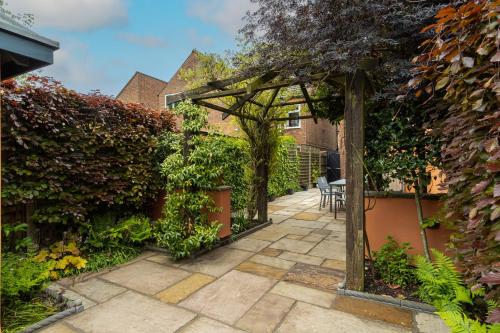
[
  {"left": 148, "top": 187, "right": 232, "bottom": 239},
  {"left": 207, "top": 186, "right": 232, "bottom": 239},
  {"left": 365, "top": 191, "right": 452, "bottom": 256},
  {"left": 147, "top": 190, "right": 166, "bottom": 221}
]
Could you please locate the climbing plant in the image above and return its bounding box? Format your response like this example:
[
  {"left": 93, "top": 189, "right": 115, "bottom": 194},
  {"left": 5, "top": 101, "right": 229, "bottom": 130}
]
[{"left": 410, "top": 0, "right": 499, "bottom": 320}]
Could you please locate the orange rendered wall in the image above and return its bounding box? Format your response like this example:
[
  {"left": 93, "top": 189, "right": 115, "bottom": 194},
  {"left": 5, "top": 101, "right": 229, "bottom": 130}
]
[{"left": 365, "top": 196, "right": 452, "bottom": 256}]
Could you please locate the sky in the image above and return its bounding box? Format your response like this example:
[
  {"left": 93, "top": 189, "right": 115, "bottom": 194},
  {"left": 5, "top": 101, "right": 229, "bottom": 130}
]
[{"left": 7, "top": 0, "right": 256, "bottom": 96}]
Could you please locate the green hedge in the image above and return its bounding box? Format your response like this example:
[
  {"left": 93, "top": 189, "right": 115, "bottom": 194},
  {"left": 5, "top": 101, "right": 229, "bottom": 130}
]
[
  {"left": 1, "top": 76, "right": 175, "bottom": 224},
  {"left": 268, "top": 135, "right": 300, "bottom": 198}
]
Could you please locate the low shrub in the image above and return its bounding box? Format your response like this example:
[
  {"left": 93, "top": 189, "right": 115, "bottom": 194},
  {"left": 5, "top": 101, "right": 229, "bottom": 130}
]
[
  {"left": 83, "top": 213, "right": 152, "bottom": 251},
  {"left": 231, "top": 214, "right": 251, "bottom": 235},
  {"left": 83, "top": 246, "right": 141, "bottom": 272},
  {"left": 33, "top": 239, "right": 87, "bottom": 280},
  {"left": 415, "top": 250, "right": 499, "bottom": 332},
  {"left": 1, "top": 253, "right": 50, "bottom": 303},
  {"left": 373, "top": 237, "right": 416, "bottom": 288}
]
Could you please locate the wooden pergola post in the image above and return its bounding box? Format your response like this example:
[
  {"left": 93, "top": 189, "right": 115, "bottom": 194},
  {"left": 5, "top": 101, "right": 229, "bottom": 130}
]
[{"left": 344, "top": 70, "right": 366, "bottom": 291}]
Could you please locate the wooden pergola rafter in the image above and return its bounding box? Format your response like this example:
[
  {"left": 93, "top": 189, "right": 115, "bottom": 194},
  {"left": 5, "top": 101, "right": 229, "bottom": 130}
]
[{"left": 171, "top": 68, "right": 367, "bottom": 292}]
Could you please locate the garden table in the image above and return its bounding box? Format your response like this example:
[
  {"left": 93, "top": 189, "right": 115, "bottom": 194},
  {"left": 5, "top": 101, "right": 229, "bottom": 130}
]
[{"left": 329, "top": 179, "right": 346, "bottom": 213}]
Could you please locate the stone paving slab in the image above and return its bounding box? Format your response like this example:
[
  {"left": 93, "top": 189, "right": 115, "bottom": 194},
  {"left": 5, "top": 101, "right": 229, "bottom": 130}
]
[
  {"left": 70, "top": 278, "right": 126, "bottom": 303},
  {"left": 178, "top": 247, "right": 253, "bottom": 277},
  {"left": 146, "top": 254, "right": 183, "bottom": 267},
  {"left": 180, "top": 317, "right": 246, "bottom": 333},
  {"left": 276, "top": 302, "right": 409, "bottom": 333},
  {"left": 301, "top": 233, "right": 326, "bottom": 243},
  {"left": 179, "top": 270, "right": 276, "bottom": 325},
  {"left": 322, "top": 259, "right": 346, "bottom": 271},
  {"left": 59, "top": 288, "right": 97, "bottom": 309},
  {"left": 308, "top": 237, "right": 346, "bottom": 261},
  {"left": 156, "top": 273, "right": 215, "bottom": 304},
  {"left": 291, "top": 212, "right": 324, "bottom": 221},
  {"left": 259, "top": 247, "right": 283, "bottom": 257},
  {"left": 278, "top": 251, "right": 324, "bottom": 266},
  {"left": 268, "top": 214, "right": 289, "bottom": 224},
  {"left": 280, "top": 218, "right": 326, "bottom": 229},
  {"left": 269, "top": 238, "right": 317, "bottom": 254},
  {"left": 250, "top": 254, "right": 296, "bottom": 270},
  {"left": 283, "top": 263, "right": 345, "bottom": 291},
  {"left": 39, "top": 323, "right": 77, "bottom": 333},
  {"left": 236, "top": 293, "right": 295, "bottom": 333},
  {"left": 100, "top": 260, "right": 191, "bottom": 295},
  {"left": 286, "top": 234, "right": 303, "bottom": 240},
  {"left": 414, "top": 312, "right": 450, "bottom": 333},
  {"left": 228, "top": 238, "right": 271, "bottom": 252},
  {"left": 236, "top": 261, "right": 288, "bottom": 280},
  {"left": 269, "top": 281, "right": 335, "bottom": 308},
  {"left": 66, "top": 290, "right": 196, "bottom": 333}
]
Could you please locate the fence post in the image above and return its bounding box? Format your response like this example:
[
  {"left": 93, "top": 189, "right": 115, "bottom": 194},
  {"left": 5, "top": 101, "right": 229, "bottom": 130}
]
[{"left": 308, "top": 148, "right": 312, "bottom": 188}]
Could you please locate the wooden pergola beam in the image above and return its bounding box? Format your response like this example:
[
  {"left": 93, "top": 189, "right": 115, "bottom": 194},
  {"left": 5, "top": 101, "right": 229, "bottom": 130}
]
[
  {"left": 271, "top": 96, "right": 331, "bottom": 107},
  {"left": 196, "top": 100, "right": 259, "bottom": 122},
  {"left": 270, "top": 115, "right": 315, "bottom": 122},
  {"left": 190, "top": 72, "right": 329, "bottom": 101},
  {"left": 263, "top": 88, "right": 280, "bottom": 118},
  {"left": 300, "top": 84, "right": 318, "bottom": 124}
]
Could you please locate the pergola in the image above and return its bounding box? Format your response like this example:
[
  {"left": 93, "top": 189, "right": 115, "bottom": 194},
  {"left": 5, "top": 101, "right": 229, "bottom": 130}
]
[{"left": 170, "top": 69, "right": 367, "bottom": 291}]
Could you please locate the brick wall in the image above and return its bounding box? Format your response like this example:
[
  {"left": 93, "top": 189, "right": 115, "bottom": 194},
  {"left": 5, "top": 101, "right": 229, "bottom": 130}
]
[{"left": 117, "top": 72, "right": 167, "bottom": 110}]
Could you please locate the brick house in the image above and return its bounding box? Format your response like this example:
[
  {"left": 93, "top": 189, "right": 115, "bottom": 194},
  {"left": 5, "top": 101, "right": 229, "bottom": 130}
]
[{"left": 117, "top": 50, "right": 340, "bottom": 153}]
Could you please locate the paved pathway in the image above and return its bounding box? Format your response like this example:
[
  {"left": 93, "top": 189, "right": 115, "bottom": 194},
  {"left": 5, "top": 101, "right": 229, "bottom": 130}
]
[{"left": 40, "top": 189, "right": 447, "bottom": 333}]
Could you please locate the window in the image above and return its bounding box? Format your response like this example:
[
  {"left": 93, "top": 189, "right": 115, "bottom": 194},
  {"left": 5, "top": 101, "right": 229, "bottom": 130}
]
[
  {"left": 285, "top": 106, "right": 301, "bottom": 129},
  {"left": 165, "top": 94, "right": 180, "bottom": 110}
]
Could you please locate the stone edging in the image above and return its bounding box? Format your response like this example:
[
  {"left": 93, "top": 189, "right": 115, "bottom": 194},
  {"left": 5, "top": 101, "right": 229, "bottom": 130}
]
[
  {"left": 336, "top": 286, "right": 436, "bottom": 314},
  {"left": 20, "top": 285, "right": 84, "bottom": 333},
  {"left": 230, "top": 220, "right": 272, "bottom": 241}
]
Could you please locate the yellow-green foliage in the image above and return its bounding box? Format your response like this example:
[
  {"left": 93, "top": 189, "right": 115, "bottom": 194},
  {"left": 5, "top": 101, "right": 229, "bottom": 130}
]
[{"left": 34, "top": 240, "right": 87, "bottom": 280}]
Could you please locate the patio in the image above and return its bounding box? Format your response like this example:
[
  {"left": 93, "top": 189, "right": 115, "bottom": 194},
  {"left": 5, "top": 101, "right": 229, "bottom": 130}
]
[{"left": 39, "top": 189, "right": 446, "bottom": 333}]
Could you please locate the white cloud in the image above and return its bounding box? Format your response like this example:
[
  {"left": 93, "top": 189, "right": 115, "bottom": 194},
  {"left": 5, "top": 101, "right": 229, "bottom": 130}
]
[
  {"left": 6, "top": 0, "right": 127, "bottom": 31},
  {"left": 116, "top": 32, "right": 168, "bottom": 48},
  {"left": 186, "top": 29, "right": 213, "bottom": 47},
  {"left": 39, "top": 41, "right": 114, "bottom": 94},
  {"left": 186, "top": 0, "right": 257, "bottom": 36}
]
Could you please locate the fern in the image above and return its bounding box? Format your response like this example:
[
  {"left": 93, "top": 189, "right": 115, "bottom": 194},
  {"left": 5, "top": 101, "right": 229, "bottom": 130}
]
[
  {"left": 438, "top": 311, "right": 488, "bottom": 333},
  {"left": 415, "top": 250, "right": 497, "bottom": 333}
]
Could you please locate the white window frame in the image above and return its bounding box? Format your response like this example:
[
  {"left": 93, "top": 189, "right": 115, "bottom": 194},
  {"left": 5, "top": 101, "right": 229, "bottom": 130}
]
[
  {"left": 164, "top": 93, "right": 179, "bottom": 110},
  {"left": 285, "top": 105, "right": 301, "bottom": 129}
]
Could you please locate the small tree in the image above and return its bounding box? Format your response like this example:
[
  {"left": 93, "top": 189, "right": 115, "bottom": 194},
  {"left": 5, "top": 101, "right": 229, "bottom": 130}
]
[{"left": 365, "top": 99, "right": 440, "bottom": 260}]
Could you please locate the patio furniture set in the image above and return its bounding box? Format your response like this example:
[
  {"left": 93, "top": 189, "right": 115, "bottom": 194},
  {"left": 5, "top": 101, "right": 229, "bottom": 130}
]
[{"left": 317, "top": 177, "right": 346, "bottom": 219}]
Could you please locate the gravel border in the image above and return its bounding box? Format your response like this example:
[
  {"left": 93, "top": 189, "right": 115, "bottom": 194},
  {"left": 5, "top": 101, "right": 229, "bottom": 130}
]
[{"left": 19, "top": 286, "right": 84, "bottom": 333}]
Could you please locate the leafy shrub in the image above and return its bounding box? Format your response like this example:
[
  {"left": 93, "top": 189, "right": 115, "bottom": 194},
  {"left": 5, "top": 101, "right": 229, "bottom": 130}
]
[
  {"left": 1, "top": 76, "right": 175, "bottom": 224},
  {"left": 83, "top": 246, "right": 141, "bottom": 272},
  {"left": 1, "top": 253, "right": 49, "bottom": 303},
  {"left": 268, "top": 136, "right": 300, "bottom": 198},
  {"left": 155, "top": 191, "right": 221, "bottom": 260},
  {"left": 415, "top": 250, "right": 499, "bottom": 332},
  {"left": 373, "top": 237, "right": 416, "bottom": 288},
  {"left": 231, "top": 214, "right": 251, "bottom": 235},
  {"left": 83, "top": 214, "right": 152, "bottom": 251},
  {"left": 34, "top": 240, "right": 87, "bottom": 280},
  {"left": 410, "top": 1, "right": 500, "bottom": 306},
  {"left": 154, "top": 101, "right": 228, "bottom": 259}
]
